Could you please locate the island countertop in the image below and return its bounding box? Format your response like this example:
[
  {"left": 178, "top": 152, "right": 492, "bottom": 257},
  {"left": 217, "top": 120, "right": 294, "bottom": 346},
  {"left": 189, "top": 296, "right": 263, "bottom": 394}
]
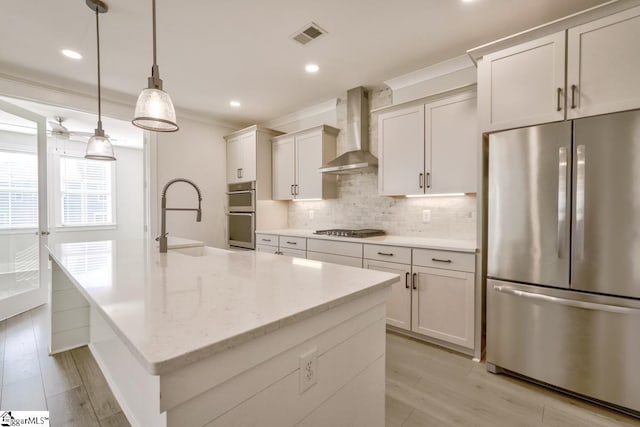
[{"left": 47, "top": 239, "right": 397, "bottom": 375}]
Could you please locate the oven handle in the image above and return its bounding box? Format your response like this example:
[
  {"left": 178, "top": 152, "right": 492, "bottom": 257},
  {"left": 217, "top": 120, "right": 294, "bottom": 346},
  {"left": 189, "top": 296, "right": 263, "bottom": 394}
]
[
  {"left": 226, "top": 190, "right": 255, "bottom": 195},
  {"left": 493, "top": 284, "right": 640, "bottom": 315}
]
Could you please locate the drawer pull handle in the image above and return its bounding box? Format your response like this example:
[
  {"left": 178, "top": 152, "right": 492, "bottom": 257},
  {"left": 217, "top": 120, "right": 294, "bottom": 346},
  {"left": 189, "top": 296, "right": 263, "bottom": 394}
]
[
  {"left": 432, "top": 258, "right": 452, "bottom": 263},
  {"left": 405, "top": 272, "right": 410, "bottom": 289},
  {"left": 286, "top": 241, "right": 297, "bottom": 245},
  {"left": 377, "top": 252, "right": 394, "bottom": 256},
  {"left": 261, "top": 238, "right": 271, "bottom": 242}
]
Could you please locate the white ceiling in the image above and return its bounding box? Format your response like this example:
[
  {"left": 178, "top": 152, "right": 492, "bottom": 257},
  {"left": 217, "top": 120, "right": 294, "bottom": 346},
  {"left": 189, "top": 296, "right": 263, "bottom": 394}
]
[{"left": 0, "top": 0, "right": 609, "bottom": 126}]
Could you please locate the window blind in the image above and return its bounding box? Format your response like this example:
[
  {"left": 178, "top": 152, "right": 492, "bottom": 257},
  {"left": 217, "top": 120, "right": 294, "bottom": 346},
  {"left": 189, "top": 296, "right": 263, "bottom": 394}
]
[
  {"left": 60, "top": 157, "right": 113, "bottom": 226},
  {"left": 0, "top": 150, "right": 39, "bottom": 229}
]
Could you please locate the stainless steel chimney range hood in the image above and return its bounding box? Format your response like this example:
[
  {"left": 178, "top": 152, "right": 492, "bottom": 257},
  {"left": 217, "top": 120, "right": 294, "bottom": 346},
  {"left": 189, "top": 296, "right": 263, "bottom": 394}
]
[{"left": 319, "top": 86, "right": 378, "bottom": 174}]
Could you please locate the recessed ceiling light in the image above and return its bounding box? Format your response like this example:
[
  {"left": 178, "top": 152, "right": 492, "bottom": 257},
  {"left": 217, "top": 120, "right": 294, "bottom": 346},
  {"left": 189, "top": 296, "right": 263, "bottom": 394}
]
[
  {"left": 305, "top": 64, "right": 319, "bottom": 73},
  {"left": 462, "top": 0, "right": 475, "bottom": 3},
  {"left": 229, "top": 101, "right": 241, "bottom": 108},
  {"left": 61, "top": 49, "right": 82, "bottom": 60}
]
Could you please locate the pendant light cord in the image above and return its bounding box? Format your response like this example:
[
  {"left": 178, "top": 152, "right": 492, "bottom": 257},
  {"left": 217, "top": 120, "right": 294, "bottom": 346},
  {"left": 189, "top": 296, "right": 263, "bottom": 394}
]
[
  {"left": 152, "top": 0, "right": 157, "bottom": 68},
  {"left": 95, "top": 5, "right": 103, "bottom": 131}
]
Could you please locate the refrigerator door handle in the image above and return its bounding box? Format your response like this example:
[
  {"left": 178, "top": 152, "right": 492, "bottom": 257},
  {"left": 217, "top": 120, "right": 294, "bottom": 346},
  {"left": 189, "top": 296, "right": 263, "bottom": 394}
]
[
  {"left": 575, "top": 145, "right": 586, "bottom": 260},
  {"left": 557, "top": 147, "right": 568, "bottom": 258},
  {"left": 493, "top": 284, "right": 639, "bottom": 315}
]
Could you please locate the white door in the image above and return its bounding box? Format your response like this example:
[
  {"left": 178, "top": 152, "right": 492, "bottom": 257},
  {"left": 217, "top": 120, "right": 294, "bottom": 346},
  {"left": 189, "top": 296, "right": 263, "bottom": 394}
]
[
  {"left": 427, "top": 91, "right": 478, "bottom": 194},
  {"left": 567, "top": 5, "right": 640, "bottom": 119},
  {"left": 295, "top": 131, "right": 322, "bottom": 200},
  {"left": 226, "top": 132, "right": 256, "bottom": 184},
  {"left": 0, "top": 99, "right": 48, "bottom": 320},
  {"left": 272, "top": 137, "right": 295, "bottom": 200},
  {"left": 378, "top": 105, "right": 425, "bottom": 196},
  {"left": 411, "top": 266, "right": 475, "bottom": 349},
  {"left": 226, "top": 136, "right": 243, "bottom": 184},
  {"left": 364, "top": 260, "right": 411, "bottom": 331},
  {"left": 480, "top": 31, "right": 566, "bottom": 131}
]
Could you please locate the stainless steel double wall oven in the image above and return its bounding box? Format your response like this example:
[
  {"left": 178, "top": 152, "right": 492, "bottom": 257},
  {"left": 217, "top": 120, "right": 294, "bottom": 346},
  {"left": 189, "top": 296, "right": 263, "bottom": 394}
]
[{"left": 226, "top": 181, "right": 255, "bottom": 249}]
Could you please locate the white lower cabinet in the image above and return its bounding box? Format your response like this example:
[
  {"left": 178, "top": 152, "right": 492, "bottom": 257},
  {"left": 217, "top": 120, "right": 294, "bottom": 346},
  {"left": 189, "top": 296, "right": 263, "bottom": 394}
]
[
  {"left": 365, "top": 245, "right": 476, "bottom": 350},
  {"left": 364, "top": 259, "right": 411, "bottom": 331},
  {"left": 411, "top": 266, "right": 475, "bottom": 349},
  {"left": 257, "top": 234, "right": 476, "bottom": 351}
]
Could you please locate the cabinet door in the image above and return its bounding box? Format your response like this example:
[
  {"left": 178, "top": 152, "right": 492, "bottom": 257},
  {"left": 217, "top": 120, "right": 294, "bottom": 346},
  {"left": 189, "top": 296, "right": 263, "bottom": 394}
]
[
  {"left": 295, "top": 131, "right": 323, "bottom": 199},
  {"left": 480, "top": 32, "right": 566, "bottom": 131},
  {"left": 226, "top": 133, "right": 256, "bottom": 183},
  {"left": 426, "top": 92, "right": 478, "bottom": 194},
  {"left": 378, "top": 105, "right": 425, "bottom": 196},
  {"left": 567, "top": 6, "right": 640, "bottom": 119},
  {"left": 411, "top": 266, "right": 475, "bottom": 349},
  {"left": 272, "top": 137, "right": 295, "bottom": 200},
  {"left": 364, "top": 260, "right": 411, "bottom": 331}
]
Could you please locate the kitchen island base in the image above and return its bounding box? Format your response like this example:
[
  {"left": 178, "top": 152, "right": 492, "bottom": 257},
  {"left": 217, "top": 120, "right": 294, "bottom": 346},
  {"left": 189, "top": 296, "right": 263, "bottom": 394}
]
[{"left": 50, "top": 258, "right": 389, "bottom": 426}]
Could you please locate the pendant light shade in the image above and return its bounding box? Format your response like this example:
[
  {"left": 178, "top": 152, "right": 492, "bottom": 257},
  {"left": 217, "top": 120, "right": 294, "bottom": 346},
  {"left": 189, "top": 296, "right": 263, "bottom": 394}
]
[
  {"left": 132, "top": 0, "right": 179, "bottom": 132},
  {"left": 85, "top": 0, "right": 116, "bottom": 161}
]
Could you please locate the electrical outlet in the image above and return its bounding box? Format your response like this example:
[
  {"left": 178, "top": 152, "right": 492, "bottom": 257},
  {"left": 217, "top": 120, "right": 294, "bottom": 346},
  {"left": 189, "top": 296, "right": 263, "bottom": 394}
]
[
  {"left": 299, "top": 348, "right": 318, "bottom": 393},
  {"left": 422, "top": 209, "right": 431, "bottom": 223},
  {"left": 309, "top": 210, "right": 315, "bottom": 220}
]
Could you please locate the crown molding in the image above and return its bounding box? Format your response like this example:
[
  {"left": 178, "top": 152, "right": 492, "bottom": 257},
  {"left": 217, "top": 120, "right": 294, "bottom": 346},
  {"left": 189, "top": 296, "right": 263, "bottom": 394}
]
[
  {"left": 384, "top": 55, "right": 474, "bottom": 91},
  {"left": 261, "top": 98, "right": 338, "bottom": 130}
]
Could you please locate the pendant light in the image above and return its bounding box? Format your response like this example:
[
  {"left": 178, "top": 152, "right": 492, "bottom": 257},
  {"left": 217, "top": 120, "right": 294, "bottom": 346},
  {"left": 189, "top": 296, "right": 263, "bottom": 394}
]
[
  {"left": 85, "top": 0, "right": 116, "bottom": 161},
  {"left": 132, "top": 0, "right": 179, "bottom": 132}
]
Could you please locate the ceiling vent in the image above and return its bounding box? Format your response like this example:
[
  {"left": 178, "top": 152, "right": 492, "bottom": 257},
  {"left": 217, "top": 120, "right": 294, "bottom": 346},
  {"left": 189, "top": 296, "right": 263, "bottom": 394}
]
[{"left": 291, "top": 22, "right": 327, "bottom": 45}]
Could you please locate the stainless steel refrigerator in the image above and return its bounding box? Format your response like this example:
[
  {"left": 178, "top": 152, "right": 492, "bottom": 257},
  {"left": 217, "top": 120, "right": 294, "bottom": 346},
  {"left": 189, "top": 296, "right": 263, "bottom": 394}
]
[{"left": 487, "top": 109, "right": 640, "bottom": 415}]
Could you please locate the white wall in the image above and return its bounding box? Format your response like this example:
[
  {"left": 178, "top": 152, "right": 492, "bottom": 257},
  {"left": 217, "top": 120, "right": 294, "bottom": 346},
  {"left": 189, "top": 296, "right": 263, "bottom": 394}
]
[{"left": 153, "top": 115, "right": 236, "bottom": 248}]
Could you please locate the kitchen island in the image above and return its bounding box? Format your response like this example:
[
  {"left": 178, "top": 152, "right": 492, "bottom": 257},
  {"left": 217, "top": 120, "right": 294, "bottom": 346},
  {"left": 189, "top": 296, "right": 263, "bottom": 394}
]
[{"left": 47, "top": 239, "right": 396, "bottom": 426}]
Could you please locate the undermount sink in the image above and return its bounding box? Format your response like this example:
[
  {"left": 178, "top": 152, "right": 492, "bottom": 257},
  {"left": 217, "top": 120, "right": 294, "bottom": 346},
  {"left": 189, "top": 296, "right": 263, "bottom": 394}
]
[{"left": 170, "top": 246, "right": 230, "bottom": 257}]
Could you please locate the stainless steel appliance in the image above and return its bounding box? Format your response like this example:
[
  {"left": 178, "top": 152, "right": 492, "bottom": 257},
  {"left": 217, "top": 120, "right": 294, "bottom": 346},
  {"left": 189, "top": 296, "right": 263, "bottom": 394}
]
[
  {"left": 226, "top": 181, "right": 255, "bottom": 212},
  {"left": 227, "top": 182, "right": 255, "bottom": 249},
  {"left": 314, "top": 229, "right": 385, "bottom": 238},
  {"left": 487, "top": 110, "right": 640, "bottom": 416}
]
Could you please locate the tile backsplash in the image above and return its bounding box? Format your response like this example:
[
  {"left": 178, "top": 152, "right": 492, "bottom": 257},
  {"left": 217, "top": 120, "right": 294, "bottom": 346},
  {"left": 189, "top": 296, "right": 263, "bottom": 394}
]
[
  {"left": 285, "top": 85, "right": 477, "bottom": 240},
  {"left": 288, "top": 172, "right": 476, "bottom": 239}
]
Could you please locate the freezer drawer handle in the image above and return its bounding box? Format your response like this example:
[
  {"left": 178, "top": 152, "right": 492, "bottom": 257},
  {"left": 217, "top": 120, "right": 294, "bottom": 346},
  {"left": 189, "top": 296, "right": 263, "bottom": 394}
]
[
  {"left": 493, "top": 285, "right": 639, "bottom": 315},
  {"left": 431, "top": 258, "right": 452, "bottom": 263}
]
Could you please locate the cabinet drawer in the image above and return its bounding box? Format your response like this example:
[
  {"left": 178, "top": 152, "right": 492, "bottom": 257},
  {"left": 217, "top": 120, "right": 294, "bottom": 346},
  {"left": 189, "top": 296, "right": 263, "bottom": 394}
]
[
  {"left": 307, "top": 239, "right": 362, "bottom": 258},
  {"left": 364, "top": 244, "right": 411, "bottom": 264},
  {"left": 256, "top": 234, "right": 278, "bottom": 247},
  {"left": 279, "top": 236, "right": 307, "bottom": 250},
  {"left": 280, "top": 248, "right": 306, "bottom": 259},
  {"left": 412, "top": 249, "right": 475, "bottom": 273},
  {"left": 256, "top": 244, "right": 278, "bottom": 254},
  {"left": 307, "top": 251, "right": 362, "bottom": 268}
]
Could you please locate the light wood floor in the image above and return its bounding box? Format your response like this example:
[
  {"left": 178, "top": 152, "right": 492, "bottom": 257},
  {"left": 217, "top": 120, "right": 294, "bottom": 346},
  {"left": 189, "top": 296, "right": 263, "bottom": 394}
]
[
  {"left": 385, "top": 332, "right": 639, "bottom": 427},
  {"left": 3, "top": 305, "right": 637, "bottom": 426},
  {"left": 0, "top": 304, "right": 129, "bottom": 427}
]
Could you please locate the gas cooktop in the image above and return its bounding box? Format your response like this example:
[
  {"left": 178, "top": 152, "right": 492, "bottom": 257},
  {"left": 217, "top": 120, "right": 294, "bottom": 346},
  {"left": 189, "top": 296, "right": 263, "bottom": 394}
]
[{"left": 313, "top": 229, "right": 386, "bottom": 238}]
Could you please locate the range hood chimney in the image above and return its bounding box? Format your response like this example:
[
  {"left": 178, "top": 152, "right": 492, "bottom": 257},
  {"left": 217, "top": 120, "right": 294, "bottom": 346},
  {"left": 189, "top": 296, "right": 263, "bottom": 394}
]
[{"left": 319, "top": 86, "right": 378, "bottom": 174}]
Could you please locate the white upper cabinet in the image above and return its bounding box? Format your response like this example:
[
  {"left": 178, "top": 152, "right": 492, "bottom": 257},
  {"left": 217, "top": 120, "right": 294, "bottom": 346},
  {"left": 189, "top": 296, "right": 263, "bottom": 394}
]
[
  {"left": 378, "top": 90, "right": 477, "bottom": 196},
  {"left": 272, "top": 136, "right": 295, "bottom": 201},
  {"left": 226, "top": 131, "right": 256, "bottom": 184},
  {"left": 567, "top": 6, "right": 640, "bottom": 119},
  {"left": 479, "top": 32, "right": 566, "bottom": 132},
  {"left": 378, "top": 105, "right": 425, "bottom": 196},
  {"left": 480, "top": 5, "right": 640, "bottom": 131},
  {"left": 427, "top": 92, "right": 478, "bottom": 194},
  {"left": 271, "top": 125, "right": 338, "bottom": 201}
]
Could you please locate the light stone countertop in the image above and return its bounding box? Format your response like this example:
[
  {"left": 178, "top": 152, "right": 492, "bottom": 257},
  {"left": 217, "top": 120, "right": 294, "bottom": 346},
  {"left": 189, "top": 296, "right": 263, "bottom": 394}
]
[
  {"left": 256, "top": 229, "right": 477, "bottom": 253},
  {"left": 47, "top": 239, "right": 397, "bottom": 375},
  {"left": 165, "top": 236, "right": 204, "bottom": 249}
]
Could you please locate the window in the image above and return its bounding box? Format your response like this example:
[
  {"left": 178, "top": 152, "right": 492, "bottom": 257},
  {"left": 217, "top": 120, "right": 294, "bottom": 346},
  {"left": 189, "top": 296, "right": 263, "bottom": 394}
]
[
  {"left": 59, "top": 156, "right": 114, "bottom": 227},
  {"left": 0, "top": 150, "right": 39, "bottom": 229}
]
